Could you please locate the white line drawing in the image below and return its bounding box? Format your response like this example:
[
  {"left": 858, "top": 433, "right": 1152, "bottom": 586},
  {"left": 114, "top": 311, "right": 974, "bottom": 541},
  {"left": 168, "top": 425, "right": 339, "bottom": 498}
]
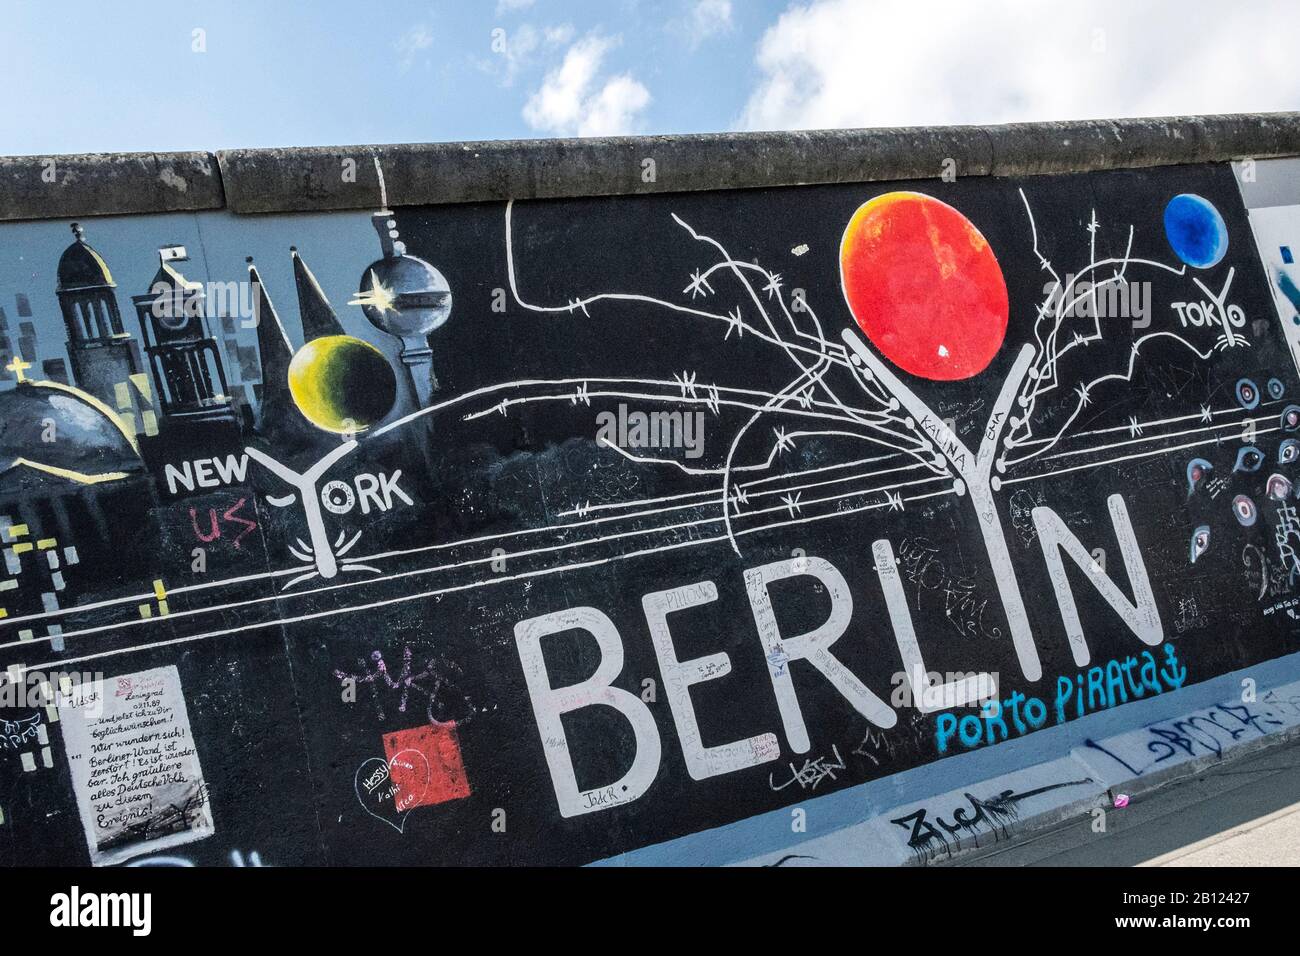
[{"left": 0, "top": 188, "right": 1254, "bottom": 683}]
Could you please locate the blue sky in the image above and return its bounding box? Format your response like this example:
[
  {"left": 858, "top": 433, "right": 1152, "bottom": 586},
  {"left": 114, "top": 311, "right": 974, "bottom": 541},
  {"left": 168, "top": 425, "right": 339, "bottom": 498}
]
[{"left": 1, "top": 0, "right": 1297, "bottom": 155}]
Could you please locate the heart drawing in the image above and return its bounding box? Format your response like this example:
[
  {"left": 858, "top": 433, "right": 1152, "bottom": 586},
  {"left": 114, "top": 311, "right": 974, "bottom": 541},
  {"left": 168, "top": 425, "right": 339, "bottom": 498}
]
[{"left": 354, "top": 749, "right": 432, "bottom": 833}]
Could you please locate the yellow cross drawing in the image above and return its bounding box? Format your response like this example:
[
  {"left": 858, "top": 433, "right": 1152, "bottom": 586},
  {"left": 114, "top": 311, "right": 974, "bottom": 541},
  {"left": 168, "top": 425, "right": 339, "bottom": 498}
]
[{"left": 5, "top": 356, "right": 31, "bottom": 383}]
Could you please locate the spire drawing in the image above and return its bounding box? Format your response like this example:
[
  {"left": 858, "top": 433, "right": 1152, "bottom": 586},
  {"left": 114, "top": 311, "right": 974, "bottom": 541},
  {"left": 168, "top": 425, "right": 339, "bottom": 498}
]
[
  {"left": 349, "top": 158, "right": 452, "bottom": 407},
  {"left": 291, "top": 246, "right": 345, "bottom": 341},
  {"left": 247, "top": 257, "right": 296, "bottom": 433}
]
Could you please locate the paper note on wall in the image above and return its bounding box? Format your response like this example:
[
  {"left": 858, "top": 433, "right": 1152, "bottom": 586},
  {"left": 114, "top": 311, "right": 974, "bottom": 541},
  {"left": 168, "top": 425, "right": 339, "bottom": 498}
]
[{"left": 58, "top": 665, "right": 214, "bottom": 866}]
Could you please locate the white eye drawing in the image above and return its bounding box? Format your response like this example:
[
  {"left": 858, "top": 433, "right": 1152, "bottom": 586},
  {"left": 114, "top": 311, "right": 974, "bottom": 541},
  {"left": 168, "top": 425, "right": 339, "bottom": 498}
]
[
  {"left": 1234, "top": 446, "right": 1263, "bottom": 473},
  {"left": 1189, "top": 525, "right": 1210, "bottom": 563},
  {"left": 1233, "top": 495, "right": 1258, "bottom": 527},
  {"left": 1236, "top": 378, "right": 1260, "bottom": 410},
  {"left": 1186, "top": 457, "right": 1212, "bottom": 496}
]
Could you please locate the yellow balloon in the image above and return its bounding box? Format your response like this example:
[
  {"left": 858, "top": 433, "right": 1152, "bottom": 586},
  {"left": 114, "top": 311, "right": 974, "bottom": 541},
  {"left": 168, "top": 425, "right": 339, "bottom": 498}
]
[{"left": 287, "top": 335, "right": 398, "bottom": 434}]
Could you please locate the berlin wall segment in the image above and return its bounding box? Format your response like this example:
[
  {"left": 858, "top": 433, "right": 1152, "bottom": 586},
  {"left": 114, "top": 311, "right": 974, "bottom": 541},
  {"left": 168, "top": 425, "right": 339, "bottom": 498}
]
[{"left": 0, "top": 155, "right": 1296, "bottom": 866}]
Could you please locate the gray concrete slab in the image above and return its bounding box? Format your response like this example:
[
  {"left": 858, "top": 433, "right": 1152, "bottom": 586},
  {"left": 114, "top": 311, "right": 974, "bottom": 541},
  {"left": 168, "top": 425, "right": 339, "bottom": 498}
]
[
  {"left": 949, "top": 736, "right": 1300, "bottom": 866},
  {"left": 3, "top": 112, "right": 1297, "bottom": 220},
  {"left": 216, "top": 113, "right": 1300, "bottom": 215}
]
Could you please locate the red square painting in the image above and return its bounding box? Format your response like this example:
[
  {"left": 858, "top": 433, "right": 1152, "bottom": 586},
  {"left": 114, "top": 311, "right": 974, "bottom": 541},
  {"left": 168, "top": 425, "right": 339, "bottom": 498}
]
[{"left": 382, "top": 722, "right": 471, "bottom": 810}]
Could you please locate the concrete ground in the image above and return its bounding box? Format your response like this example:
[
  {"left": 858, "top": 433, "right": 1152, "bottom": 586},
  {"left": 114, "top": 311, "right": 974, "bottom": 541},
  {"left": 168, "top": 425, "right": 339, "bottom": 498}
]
[{"left": 946, "top": 735, "right": 1300, "bottom": 866}]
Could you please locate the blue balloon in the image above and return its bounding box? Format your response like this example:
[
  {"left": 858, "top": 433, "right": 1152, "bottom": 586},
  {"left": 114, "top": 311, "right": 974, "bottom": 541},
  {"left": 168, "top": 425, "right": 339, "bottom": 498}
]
[{"left": 1164, "top": 193, "right": 1227, "bottom": 269}]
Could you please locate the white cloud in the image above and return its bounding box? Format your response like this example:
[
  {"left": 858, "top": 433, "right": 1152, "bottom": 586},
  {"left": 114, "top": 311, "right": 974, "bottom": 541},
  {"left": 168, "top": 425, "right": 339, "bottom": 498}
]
[
  {"left": 523, "top": 33, "right": 651, "bottom": 137},
  {"left": 683, "top": 0, "right": 734, "bottom": 47},
  {"left": 497, "top": 0, "right": 536, "bottom": 14},
  {"left": 740, "top": 0, "right": 1300, "bottom": 131},
  {"left": 394, "top": 24, "right": 435, "bottom": 73},
  {"left": 484, "top": 22, "right": 576, "bottom": 87},
  {"left": 542, "top": 24, "right": 576, "bottom": 44}
]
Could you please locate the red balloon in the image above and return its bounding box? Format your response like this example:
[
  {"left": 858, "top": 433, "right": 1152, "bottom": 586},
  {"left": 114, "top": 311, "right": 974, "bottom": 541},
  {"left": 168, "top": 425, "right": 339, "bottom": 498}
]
[{"left": 840, "top": 192, "right": 1008, "bottom": 381}]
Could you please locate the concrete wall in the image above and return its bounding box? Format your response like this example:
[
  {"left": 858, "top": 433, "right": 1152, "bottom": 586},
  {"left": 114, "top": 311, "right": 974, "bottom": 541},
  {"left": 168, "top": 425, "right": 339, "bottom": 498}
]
[{"left": 2, "top": 115, "right": 1300, "bottom": 866}]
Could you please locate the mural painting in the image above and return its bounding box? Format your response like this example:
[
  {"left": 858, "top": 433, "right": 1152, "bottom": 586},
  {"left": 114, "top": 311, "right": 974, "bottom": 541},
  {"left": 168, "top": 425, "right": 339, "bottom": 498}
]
[{"left": 0, "top": 158, "right": 1297, "bottom": 865}]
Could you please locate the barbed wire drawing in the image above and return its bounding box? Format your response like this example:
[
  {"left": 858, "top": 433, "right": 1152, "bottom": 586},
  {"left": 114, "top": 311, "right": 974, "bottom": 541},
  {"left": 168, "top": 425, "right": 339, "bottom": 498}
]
[{"left": 0, "top": 188, "right": 1275, "bottom": 682}]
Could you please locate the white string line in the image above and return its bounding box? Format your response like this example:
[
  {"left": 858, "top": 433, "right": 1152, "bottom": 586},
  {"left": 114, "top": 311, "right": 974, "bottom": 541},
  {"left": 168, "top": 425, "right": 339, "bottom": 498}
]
[
  {"left": 7, "top": 486, "right": 960, "bottom": 677},
  {"left": 457, "top": 377, "right": 897, "bottom": 426},
  {"left": 0, "top": 470, "right": 952, "bottom": 654},
  {"left": 544, "top": 460, "right": 928, "bottom": 526},
  {"left": 683, "top": 286, "right": 873, "bottom": 549},
  {"left": 0, "top": 449, "right": 917, "bottom": 633},
  {"left": 600, "top": 423, "right": 934, "bottom": 478},
  {"left": 668, "top": 216, "right": 923, "bottom": 552},
  {"left": 1015, "top": 301, "right": 1208, "bottom": 438},
  {"left": 502, "top": 197, "right": 945, "bottom": 556},
  {"left": 1009, "top": 187, "right": 1213, "bottom": 461},
  {"left": 461, "top": 385, "right": 914, "bottom": 440},
  {"left": 1002, "top": 330, "right": 1222, "bottom": 469},
  {"left": 0, "top": 564, "right": 312, "bottom": 631},
  {"left": 1017, "top": 186, "right": 1065, "bottom": 399},
  {"left": 599, "top": 433, "right": 924, "bottom": 483},
  {"left": 1020, "top": 220, "right": 1134, "bottom": 400},
  {"left": 16, "top": 397, "right": 1265, "bottom": 637},
  {"left": 8, "top": 197, "right": 1239, "bottom": 667},
  {"left": 716, "top": 365, "right": 843, "bottom": 548},
  {"left": 1035, "top": 412, "right": 1278, "bottom": 463},
  {"left": 362, "top": 367, "right": 921, "bottom": 473},
  {"left": 997, "top": 426, "right": 1283, "bottom": 487},
  {"left": 501, "top": 201, "right": 920, "bottom": 483},
  {"left": 692, "top": 258, "right": 833, "bottom": 352},
  {"left": 503, "top": 198, "right": 851, "bottom": 367},
  {"left": 556, "top": 453, "right": 916, "bottom": 517},
  {"left": 672, "top": 216, "right": 881, "bottom": 433},
  {"left": 1009, "top": 400, "right": 1277, "bottom": 448},
  {"left": 1028, "top": 227, "right": 1139, "bottom": 392}
]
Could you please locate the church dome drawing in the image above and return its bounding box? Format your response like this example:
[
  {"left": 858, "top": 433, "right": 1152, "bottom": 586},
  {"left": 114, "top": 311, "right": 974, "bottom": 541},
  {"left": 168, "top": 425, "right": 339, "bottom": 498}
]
[
  {"left": 56, "top": 223, "right": 116, "bottom": 291},
  {"left": 0, "top": 380, "right": 143, "bottom": 490}
]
